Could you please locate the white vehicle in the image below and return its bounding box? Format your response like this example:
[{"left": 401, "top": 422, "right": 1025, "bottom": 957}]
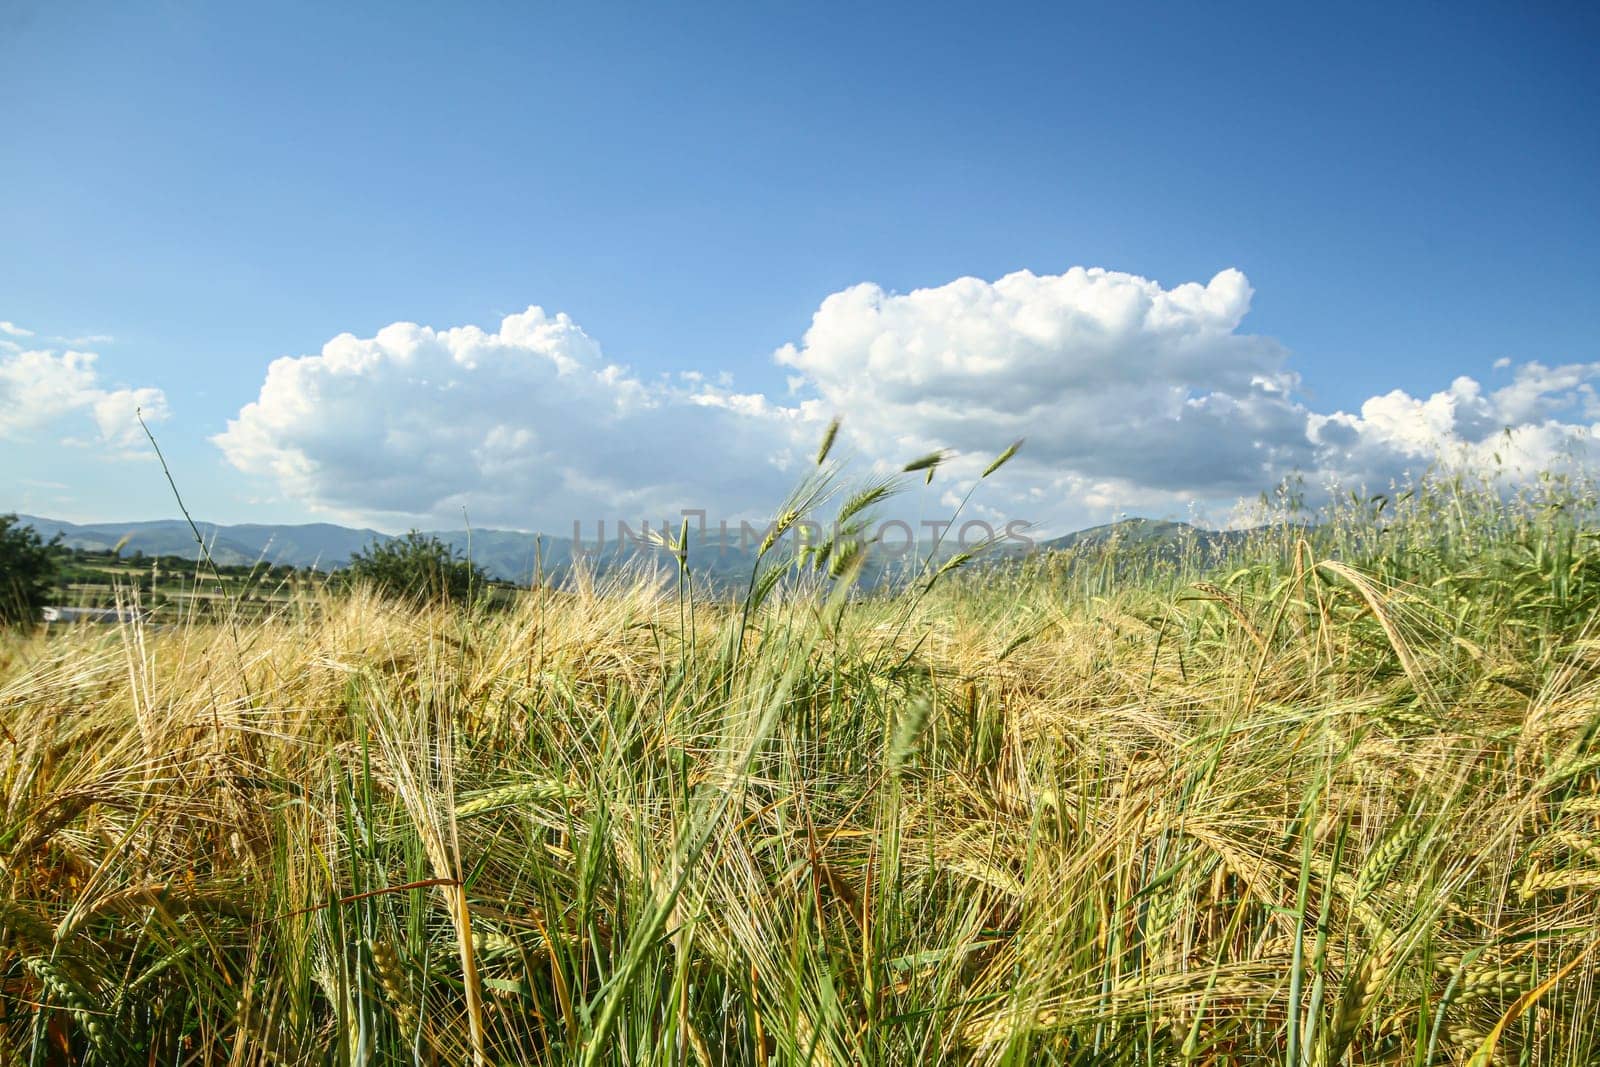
[{"left": 40, "top": 606, "right": 149, "bottom": 624}]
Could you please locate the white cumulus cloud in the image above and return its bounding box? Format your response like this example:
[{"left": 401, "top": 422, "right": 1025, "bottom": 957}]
[
  {"left": 776, "top": 267, "right": 1310, "bottom": 499},
  {"left": 1308, "top": 363, "right": 1599, "bottom": 488},
  {"left": 0, "top": 345, "right": 169, "bottom": 451},
  {"left": 215, "top": 307, "right": 809, "bottom": 529}
]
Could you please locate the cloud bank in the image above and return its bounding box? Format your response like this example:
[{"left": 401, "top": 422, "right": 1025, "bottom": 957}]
[{"left": 216, "top": 267, "right": 1598, "bottom": 531}]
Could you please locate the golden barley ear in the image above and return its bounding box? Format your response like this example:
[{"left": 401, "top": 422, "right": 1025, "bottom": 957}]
[{"left": 368, "top": 938, "right": 420, "bottom": 1038}]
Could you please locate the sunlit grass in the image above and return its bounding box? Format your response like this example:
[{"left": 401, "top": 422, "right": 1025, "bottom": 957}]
[{"left": 1, "top": 464, "right": 1598, "bottom": 1064}]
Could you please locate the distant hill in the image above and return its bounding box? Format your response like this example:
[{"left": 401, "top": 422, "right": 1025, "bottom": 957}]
[
  {"left": 13, "top": 513, "right": 1250, "bottom": 586},
  {"left": 16, "top": 515, "right": 386, "bottom": 570},
  {"left": 1039, "top": 517, "right": 1248, "bottom": 558}
]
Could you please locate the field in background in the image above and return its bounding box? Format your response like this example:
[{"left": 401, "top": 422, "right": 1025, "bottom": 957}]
[
  {"left": 2, "top": 469, "right": 1599, "bottom": 1064},
  {"left": 44, "top": 548, "right": 528, "bottom": 623},
  {"left": 48, "top": 548, "right": 329, "bottom": 617}
]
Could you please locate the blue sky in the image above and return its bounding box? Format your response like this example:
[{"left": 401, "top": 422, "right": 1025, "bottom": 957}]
[{"left": 3, "top": 2, "right": 1598, "bottom": 533}]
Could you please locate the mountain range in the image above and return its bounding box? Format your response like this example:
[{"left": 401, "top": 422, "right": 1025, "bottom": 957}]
[{"left": 14, "top": 513, "right": 1244, "bottom": 586}]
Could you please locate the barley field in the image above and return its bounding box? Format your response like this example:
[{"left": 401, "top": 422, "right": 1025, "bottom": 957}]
[{"left": 2, "top": 470, "right": 1599, "bottom": 1065}]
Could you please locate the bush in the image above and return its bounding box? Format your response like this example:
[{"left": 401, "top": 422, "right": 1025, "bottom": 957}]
[
  {"left": 0, "top": 514, "right": 61, "bottom": 627},
  {"left": 345, "top": 531, "right": 486, "bottom": 605}
]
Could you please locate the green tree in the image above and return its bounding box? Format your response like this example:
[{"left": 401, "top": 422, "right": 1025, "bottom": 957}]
[
  {"left": 345, "top": 531, "right": 486, "bottom": 605},
  {"left": 0, "top": 514, "right": 62, "bottom": 627}
]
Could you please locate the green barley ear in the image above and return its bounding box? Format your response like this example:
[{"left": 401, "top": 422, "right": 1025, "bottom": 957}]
[
  {"left": 644, "top": 523, "right": 686, "bottom": 563},
  {"left": 748, "top": 565, "right": 787, "bottom": 612},
  {"left": 816, "top": 417, "right": 841, "bottom": 465},
  {"left": 1355, "top": 828, "right": 1412, "bottom": 904},
  {"left": 23, "top": 955, "right": 117, "bottom": 1053},
  {"left": 903, "top": 450, "right": 946, "bottom": 477},
  {"left": 925, "top": 551, "right": 973, "bottom": 591},
  {"left": 455, "top": 778, "right": 579, "bottom": 818},
  {"left": 887, "top": 695, "right": 932, "bottom": 774},
  {"left": 809, "top": 537, "right": 835, "bottom": 572},
  {"left": 828, "top": 539, "right": 865, "bottom": 580},
  {"left": 837, "top": 480, "right": 898, "bottom": 527},
  {"left": 983, "top": 438, "right": 1024, "bottom": 478},
  {"left": 758, "top": 508, "right": 802, "bottom": 557}
]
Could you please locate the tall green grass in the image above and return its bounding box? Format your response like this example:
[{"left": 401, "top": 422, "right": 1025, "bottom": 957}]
[{"left": 1, "top": 462, "right": 1598, "bottom": 1064}]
